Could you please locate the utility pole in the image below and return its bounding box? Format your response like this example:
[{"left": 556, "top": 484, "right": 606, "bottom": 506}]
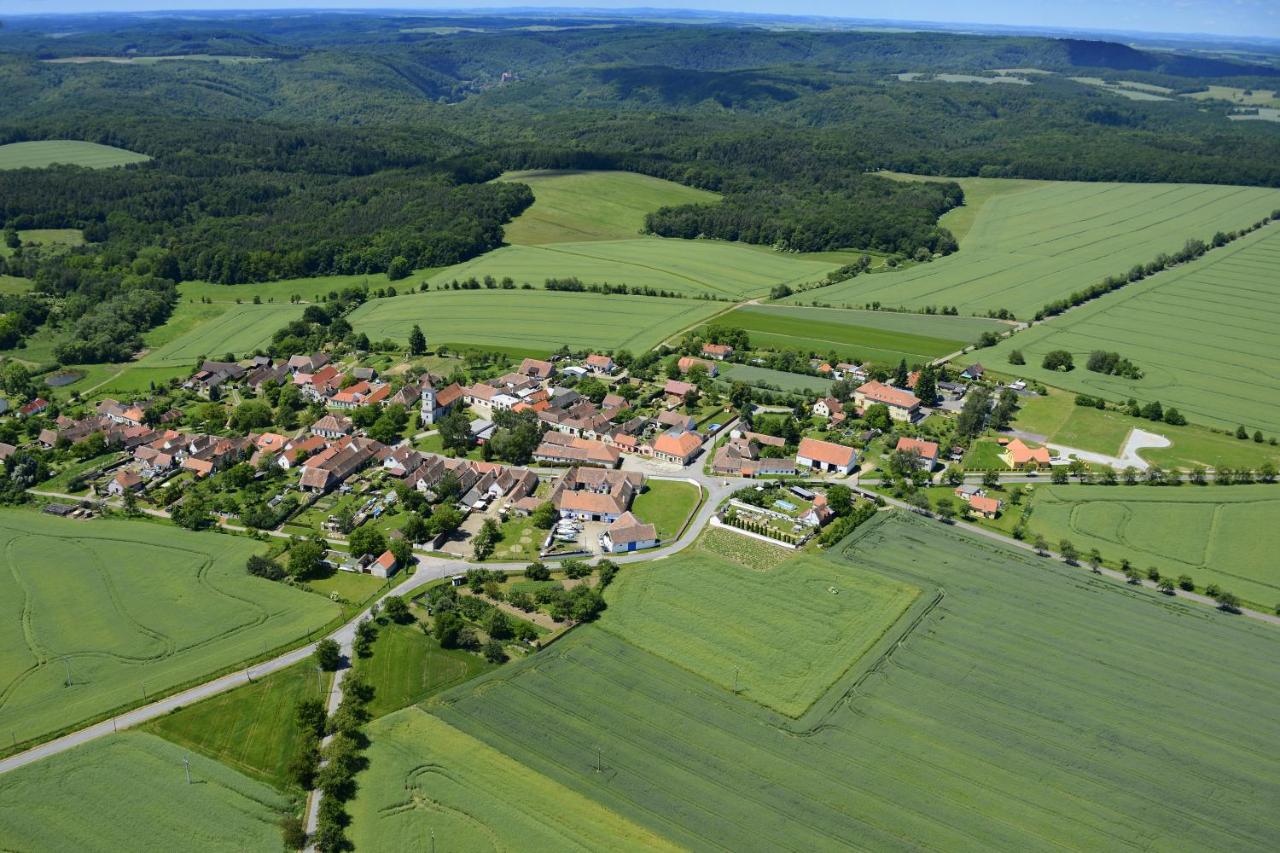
[
  {"left": 183, "top": 756, "right": 192, "bottom": 785},
  {"left": 430, "top": 829, "right": 436, "bottom": 853}
]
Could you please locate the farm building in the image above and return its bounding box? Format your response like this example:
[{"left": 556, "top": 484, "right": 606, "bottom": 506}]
[
  {"left": 1001, "top": 438, "right": 1051, "bottom": 469},
  {"left": 796, "top": 437, "right": 859, "bottom": 475},
  {"left": 600, "top": 512, "right": 658, "bottom": 553}
]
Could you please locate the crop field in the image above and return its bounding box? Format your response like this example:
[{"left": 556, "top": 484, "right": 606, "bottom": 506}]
[
  {"left": 1027, "top": 484, "right": 1280, "bottom": 608},
  {"left": 705, "top": 304, "right": 1005, "bottom": 365},
  {"left": 0, "top": 510, "right": 338, "bottom": 749},
  {"left": 143, "top": 661, "right": 326, "bottom": 790},
  {"left": 496, "top": 170, "right": 720, "bottom": 245},
  {"left": 348, "top": 289, "right": 724, "bottom": 355},
  {"left": 0, "top": 732, "right": 290, "bottom": 852},
  {"left": 602, "top": 539, "right": 920, "bottom": 716},
  {"left": 425, "top": 238, "right": 846, "bottom": 300},
  {"left": 139, "top": 302, "right": 303, "bottom": 367},
  {"left": 0, "top": 140, "right": 150, "bottom": 170},
  {"left": 787, "top": 180, "right": 1280, "bottom": 317},
  {"left": 406, "top": 512, "right": 1280, "bottom": 850},
  {"left": 349, "top": 710, "right": 679, "bottom": 852},
  {"left": 989, "top": 225, "right": 1280, "bottom": 434}
]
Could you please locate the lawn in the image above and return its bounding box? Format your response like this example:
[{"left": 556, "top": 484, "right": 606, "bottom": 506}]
[
  {"left": 1027, "top": 484, "right": 1280, "bottom": 609},
  {"left": 142, "top": 660, "right": 327, "bottom": 790},
  {"left": 356, "top": 621, "right": 493, "bottom": 719},
  {"left": 629, "top": 478, "right": 701, "bottom": 541},
  {"left": 961, "top": 438, "right": 1010, "bottom": 470},
  {"left": 495, "top": 169, "right": 720, "bottom": 245},
  {"left": 601, "top": 536, "right": 920, "bottom": 717},
  {"left": 488, "top": 513, "right": 545, "bottom": 562},
  {"left": 988, "top": 225, "right": 1280, "bottom": 435},
  {"left": 349, "top": 288, "right": 725, "bottom": 355},
  {"left": 303, "top": 565, "right": 388, "bottom": 605},
  {"left": 789, "top": 179, "right": 1280, "bottom": 318},
  {"left": 417, "top": 511, "right": 1280, "bottom": 850},
  {"left": 719, "top": 363, "right": 834, "bottom": 395},
  {"left": 0, "top": 732, "right": 291, "bottom": 852},
  {"left": 348, "top": 709, "right": 679, "bottom": 852},
  {"left": 0, "top": 140, "right": 150, "bottom": 170},
  {"left": 422, "top": 237, "right": 846, "bottom": 300},
  {"left": 0, "top": 510, "right": 339, "bottom": 751}
]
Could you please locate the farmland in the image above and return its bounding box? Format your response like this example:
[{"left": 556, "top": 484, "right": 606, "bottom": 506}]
[
  {"left": 496, "top": 170, "right": 720, "bottom": 245},
  {"left": 348, "top": 288, "right": 725, "bottom": 356},
  {"left": 704, "top": 304, "right": 1005, "bottom": 365},
  {"left": 348, "top": 710, "right": 679, "bottom": 852},
  {"left": 988, "top": 225, "right": 1280, "bottom": 435},
  {"left": 789, "top": 180, "right": 1280, "bottom": 318},
  {"left": 601, "top": 537, "right": 920, "bottom": 717},
  {"left": 142, "top": 661, "right": 327, "bottom": 790},
  {"left": 0, "top": 140, "right": 150, "bottom": 170},
  {"left": 138, "top": 302, "right": 303, "bottom": 368},
  {"left": 0, "top": 732, "right": 290, "bottom": 852},
  {"left": 1027, "top": 484, "right": 1280, "bottom": 609},
  {"left": 0, "top": 510, "right": 338, "bottom": 750},
  {"left": 356, "top": 622, "right": 493, "bottom": 720},
  {"left": 409, "top": 512, "right": 1280, "bottom": 850}
]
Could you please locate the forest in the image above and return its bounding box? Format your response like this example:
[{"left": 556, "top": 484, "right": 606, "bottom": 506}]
[{"left": 0, "top": 12, "right": 1277, "bottom": 363}]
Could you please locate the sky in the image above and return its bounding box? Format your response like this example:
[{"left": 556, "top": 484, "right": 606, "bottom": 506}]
[{"left": 3, "top": 1, "right": 1278, "bottom": 40}]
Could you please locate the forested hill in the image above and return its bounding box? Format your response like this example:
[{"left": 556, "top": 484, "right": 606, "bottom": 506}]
[{"left": 0, "top": 12, "right": 1277, "bottom": 363}]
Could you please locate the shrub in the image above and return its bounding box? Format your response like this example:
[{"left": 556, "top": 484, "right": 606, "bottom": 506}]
[{"left": 1041, "top": 350, "right": 1074, "bottom": 371}]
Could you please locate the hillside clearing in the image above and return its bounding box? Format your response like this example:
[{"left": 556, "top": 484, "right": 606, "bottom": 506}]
[{"left": 0, "top": 140, "right": 150, "bottom": 170}]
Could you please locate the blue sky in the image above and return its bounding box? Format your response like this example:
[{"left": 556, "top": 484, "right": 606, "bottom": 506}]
[{"left": 4, "top": 2, "right": 1278, "bottom": 40}]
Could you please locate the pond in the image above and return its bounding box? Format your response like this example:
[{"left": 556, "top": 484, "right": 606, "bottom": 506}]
[{"left": 44, "top": 370, "right": 84, "bottom": 387}]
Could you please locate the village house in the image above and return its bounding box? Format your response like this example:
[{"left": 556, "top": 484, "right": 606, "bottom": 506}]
[
  {"left": 185, "top": 361, "right": 246, "bottom": 398},
  {"left": 519, "top": 357, "right": 555, "bottom": 381},
  {"left": 584, "top": 354, "right": 616, "bottom": 375},
  {"left": 106, "top": 469, "right": 144, "bottom": 497},
  {"left": 311, "top": 414, "right": 354, "bottom": 439},
  {"left": 796, "top": 437, "right": 859, "bottom": 475},
  {"left": 967, "top": 494, "right": 1002, "bottom": 518},
  {"left": 551, "top": 467, "right": 644, "bottom": 522},
  {"left": 677, "top": 356, "right": 718, "bottom": 377},
  {"left": 813, "top": 396, "right": 846, "bottom": 423},
  {"left": 329, "top": 380, "right": 390, "bottom": 409},
  {"left": 275, "top": 435, "right": 327, "bottom": 470},
  {"left": 600, "top": 512, "right": 658, "bottom": 553},
  {"left": 295, "top": 364, "right": 344, "bottom": 402},
  {"left": 649, "top": 428, "right": 703, "bottom": 466},
  {"left": 1001, "top": 438, "right": 1052, "bottom": 470},
  {"left": 298, "top": 436, "right": 382, "bottom": 493},
  {"left": 181, "top": 435, "right": 252, "bottom": 478},
  {"left": 662, "top": 379, "right": 696, "bottom": 408},
  {"left": 19, "top": 398, "right": 49, "bottom": 418},
  {"left": 712, "top": 434, "right": 797, "bottom": 478},
  {"left": 960, "top": 363, "right": 985, "bottom": 381},
  {"left": 287, "top": 353, "right": 330, "bottom": 374},
  {"left": 533, "top": 432, "right": 621, "bottom": 468},
  {"left": 834, "top": 363, "right": 867, "bottom": 382},
  {"left": 368, "top": 550, "right": 399, "bottom": 579},
  {"left": 96, "top": 399, "right": 146, "bottom": 427},
  {"left": 701, "top": 342, "right": 733, "bottom": 360},
  {"left": 854, "top": 381, "right": 922, "bottom": 422},
  {"left": 895, "top": 436, "right": 940, "bottom": 471},
  {"left": 379, "top": 445, "right": 425, "bottom": 478}
]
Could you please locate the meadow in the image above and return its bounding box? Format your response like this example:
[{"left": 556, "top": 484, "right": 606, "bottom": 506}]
[
  {"left": 1027, "top": 484, "right": 1280, "bottom": 609},
  {"left": 706, "top": 303, "right": 1005, "bottom": 365},
  {"left": 388, "top": 512, "right": 1280, "bottom": 851},
  {"left": 0, "top": 733, "right": 291, "bottom": 852},
  {"left": 627, "top": 479, "right": 702, "bottom": 541},
  {"left": 496, "top": 169, "right": 720, "bottom": 245},
  {"left": 0, "top": 140, "right": 150, "bottom": 170},
  {"left": 348, "top": 288, "right": 725, "bottom": 356},
  {"left": 142, "top": 661, "right": 327, "bottom": 791},
  {"left": 718, "top": 363, "right": 833, "bottom": 395},
  {"left": 349, "top": 710, "right": 680, "bottom": 852},
  {"left": 989, "top": 225, "right": 1280, "bottom": 435},
  {"left": 789, "top": 180, "right": 1280, "bottom": 318},
  {"left": 601, "top": 536, "right": 920, "bottom": 717},
  {"left": 356, "top": 622, "right": 492, "bottom": 720},
  {"left": 0, "top": 510, "right": 338, "bottom": 750}
]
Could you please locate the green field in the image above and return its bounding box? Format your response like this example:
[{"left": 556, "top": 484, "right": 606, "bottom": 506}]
[
  {"left": 0, "top": 228, "right": 84, "bottom": 259},
  {"left": 496, "top": 170, "right": 720, "bottom": 245},
  {"left": 384, "top": 511, "right": 1280, "bottom": 850},
  {"left": 425, "top": 238, "right": 848, "bottom": 300},
  {"left": 989, "top": 225, "right": 1280, "bottom": 435},
  {"left": 0, "top": 732, "right": 290, "bottom": 851},
  {"left": 706, "top": 304, "right": 1005, "bottom": 365},
  {"left": 602, "top": 537, "right": 920, "bottom": 717},
  {"left": 719, "top": 363, "right": 834, "bottom": 394},
  {"left": 139, "top": 301, "right": 303, "bottom": 367},
  {"left": 143, "top": 661, "right": 327, "bottom": 790},
  {"left": 0, "top": 510, "right": 338, "bottom": 749},
  {"left": 878, "top": 171, "right": 1050, "bottom": 244},
  {"left": 349, "top": 289, "right": 725, "bottom": 355},
  {"left": 357, "top": 622, "right": 492, "bottom": 720},
  {"left": 1027, "top": 484, "right": 1280, "bottom": 608},
  {"left": 0, "top": 140, "right": 150, "bottom": 170},
  {"left": 789, "top": 180, "right": 1280, "bottom": 318},
  {"left": 349, "top": 710, "right": 681, "bottom": 852},
  {"left": 627, "top": 479, "right": 701, "bottom": 541}
]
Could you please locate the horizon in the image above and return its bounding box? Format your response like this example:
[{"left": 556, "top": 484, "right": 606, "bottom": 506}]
[{"left": 2, "top": 2, "right": 1279, "bottom": 42}]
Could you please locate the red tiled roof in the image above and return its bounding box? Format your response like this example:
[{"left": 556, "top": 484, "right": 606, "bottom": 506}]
[
  {"left": 857, "top": 381, "right": 921, "bottom": 410},
  {"left": 896, "top": 436, "right": 939, "bottom": 459},
  {"left": 797, "top": 437, "right": 857, "bottom": 468}
]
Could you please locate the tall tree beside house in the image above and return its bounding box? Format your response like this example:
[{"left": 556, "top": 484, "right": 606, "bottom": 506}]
[
  {"left": 894, "top": 359, "right": 909, "bottom": 387},
  {"left": 438, "top": 408, "right": 473, "bottom": 455},
  {"left": 914, "top": 368, "right": 937, "bottom": 406},
  {"left": 408, "top": 324, "right": 427, "bottom": 355}
]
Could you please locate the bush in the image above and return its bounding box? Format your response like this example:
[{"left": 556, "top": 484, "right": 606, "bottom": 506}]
[
  {"left": 1041, "top": 350, "right": 1074, "bottom": 371},
  {"left": 524, "top": 561, "right": 551, "bottom": 581},
  {"left": 1177, "top": 574, "right": 1195, "bottom": 591},
  {"left": 314, "top": 638, "right": 341, "bottom": 671},
  {"left": 1007, "top": 349, "right": 1024, "bottom": 365},
  {"left": 246, "top": 554, "right": 285, "bottom": 581}
]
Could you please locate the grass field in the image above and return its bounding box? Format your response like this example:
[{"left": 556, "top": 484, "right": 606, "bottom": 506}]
[
  {"left": 877, "top": 172, "right": 1049, "bottom": 244},
  {"left": 496, "top": 169, "right": 720, "bottom": 245},
  {"left": 414, "top": 512, "right": 1280, "bottom": 850},
  {"left": 989, "top": 225, "right": 1280, "bottom": 435},
  {"left": 1184, "top": 85, "right": 1280, "bottom": 108},
  {"left": 789, "top": 179, "right": 1280, "bottom": 318},
  {"left": 0, "top": 732, "right": 290, "bottom": 852},
  {"left": 143, "top": 660, "right": 326, "bottom": 791},
  {"left": 0, "top": 228, "right": 84, "bottom": 259},
  {"left": 0, "top": 140, "right": 150, "bottom": 170},
  {"left": 357, "top": 622, "right": 492, "bottom": 720},
  {"left": 627, "top": 478, "right": 701, "bottom": 541},
  {"left": 425, "top": 238, "right": 849, "bottom": 300},
  {"left": 601, "top": 537, "right": 920, "bottom": 716},
  {"left": 1027, "top": 484, "right": 1280, "bottom": 609},
  {"left": 140, "top": 302, "right": 303, "bottom": 367},
  {"left": 348, "top": 289, "right": 725, "bottom": 355},
  {"left": 705, "top": 304, "right": 1005, "bottom": 364},
  {"left": 349, "top": 710, "right": 680, "bottom": 852},
  {"left": 0, "top": 510, "right": 338, "bottom": 749},
  {"left": 718, "top": 363, "right": 833, "bottom": 395}
]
